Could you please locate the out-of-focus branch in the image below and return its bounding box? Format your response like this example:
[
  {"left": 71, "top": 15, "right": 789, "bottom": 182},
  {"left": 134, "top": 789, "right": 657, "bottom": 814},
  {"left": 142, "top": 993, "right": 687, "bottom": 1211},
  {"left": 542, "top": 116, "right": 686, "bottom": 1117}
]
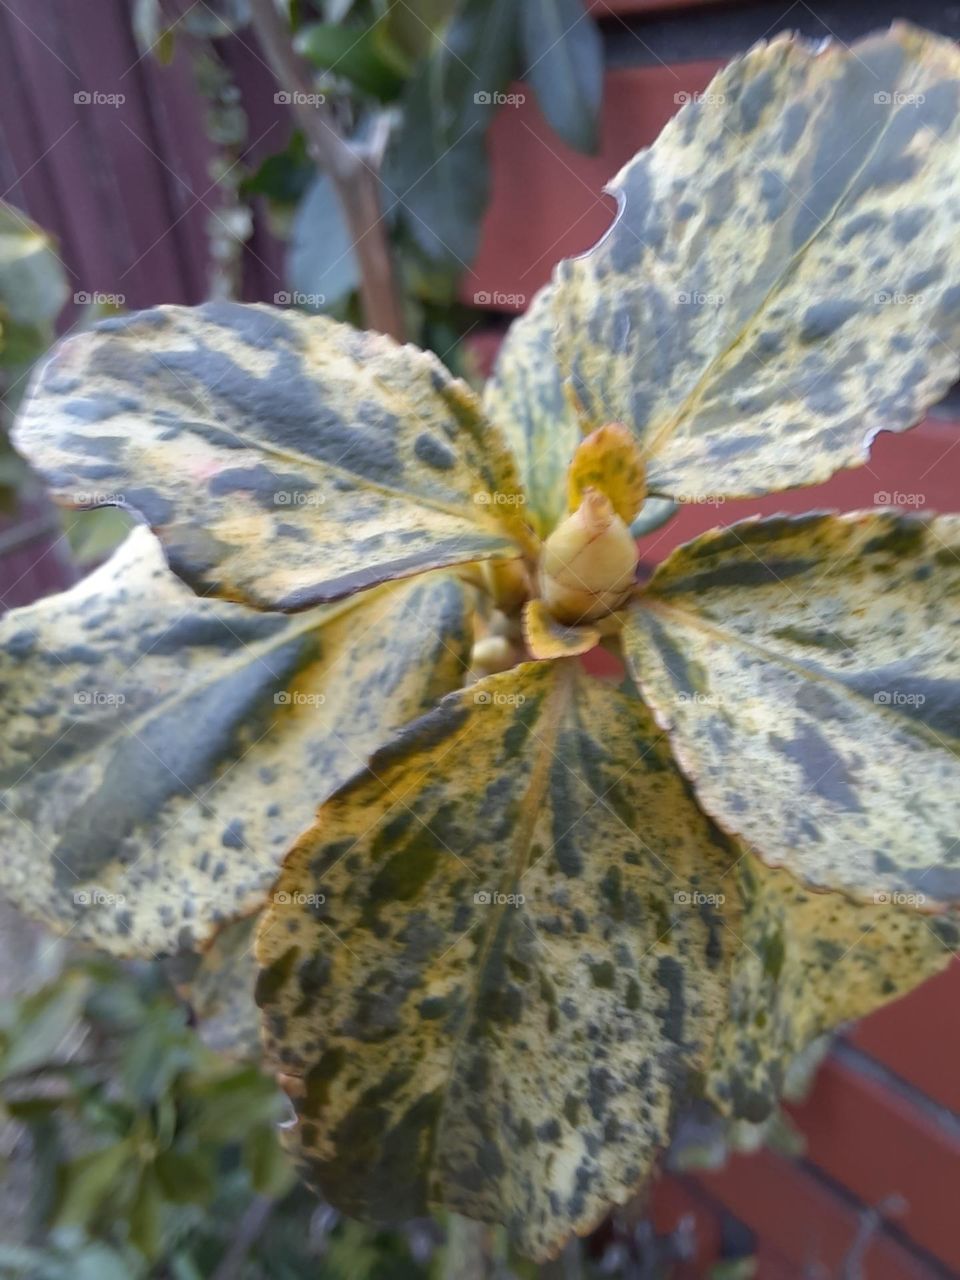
[{"left": 248, "top": 0, "right": 406, "bottom": 341}]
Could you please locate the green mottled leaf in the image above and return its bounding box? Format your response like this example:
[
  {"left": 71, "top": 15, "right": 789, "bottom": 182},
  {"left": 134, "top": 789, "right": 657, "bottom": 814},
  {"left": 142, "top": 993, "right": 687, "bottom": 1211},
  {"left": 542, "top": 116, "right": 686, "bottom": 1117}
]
[
  {"left": 256, "top": 661, "right": 742, "bottom": 1260},
  {"left": 483, "top": 285, "right": 582, "bottom": 539},
  {"left": 709, "top": 851, "right": 957, "bottom": 1122},
  {"left": 521, "top": 0, "right": 603, "bottom": 154},
  {"left": 0, "top": 527, "right": 473, "bottom": 955},
  {"left": 15, "top": 303, "right": 533, "bottom": 611},
  {"left": 552, "top": 25, "right": 960, "bottom": 500},
  {"left": 522, "top": 598, "right": 599, "bottom": 659},
  {"left": 623, "top": 510, "right": 960, "bottom": 906}
]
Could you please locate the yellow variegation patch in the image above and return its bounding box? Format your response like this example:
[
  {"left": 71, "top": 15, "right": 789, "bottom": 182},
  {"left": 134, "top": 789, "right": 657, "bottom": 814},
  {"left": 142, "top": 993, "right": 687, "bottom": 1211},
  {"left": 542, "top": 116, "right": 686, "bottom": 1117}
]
[
  {"left": 15, "top": 303, "right": 534, "bottom": 611},
  {"left": 623, "top": 511, "right": 960, "bottom": 906},
  {"left": 0, "top": 528, "right": 472, "bottom": 955},
  {"left": 256, "top": 662, "right": 742, "bottom": 1260},
  {"left": 522, "top": 598, "right": 600, "bottom": 660},
  {"left": 708, "top": 851, "right": 958, "bottom": 1122},
  {"left": 552, "top": 25, "right": 960, "bottom": 499},
  {"left": 566, "top": 423, "right": 646, "bottom": 524},
  {"left": 483, "top": 284, "right": 583, "bottom": 539}
]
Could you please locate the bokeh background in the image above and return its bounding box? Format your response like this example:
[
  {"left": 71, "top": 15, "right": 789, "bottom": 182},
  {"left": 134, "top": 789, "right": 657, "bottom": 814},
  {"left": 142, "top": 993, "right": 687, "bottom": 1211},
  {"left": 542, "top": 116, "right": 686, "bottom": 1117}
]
[{"left": 1, "top": 1, "right": 959, "bottom": 1276}]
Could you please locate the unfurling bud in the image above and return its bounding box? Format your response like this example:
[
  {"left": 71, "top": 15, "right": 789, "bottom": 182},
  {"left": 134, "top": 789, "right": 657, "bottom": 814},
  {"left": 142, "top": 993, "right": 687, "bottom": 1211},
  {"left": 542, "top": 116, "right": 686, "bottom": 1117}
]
[{"left": 538, "top": 489, "right": 639, "bottom": 624}]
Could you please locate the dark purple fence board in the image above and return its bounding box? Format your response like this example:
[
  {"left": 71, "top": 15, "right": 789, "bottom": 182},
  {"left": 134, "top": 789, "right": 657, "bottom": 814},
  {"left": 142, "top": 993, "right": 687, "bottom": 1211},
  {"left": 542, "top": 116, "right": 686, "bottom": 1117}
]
[{"left": 0, "top": 0, "right": 217, "bottom": 310}]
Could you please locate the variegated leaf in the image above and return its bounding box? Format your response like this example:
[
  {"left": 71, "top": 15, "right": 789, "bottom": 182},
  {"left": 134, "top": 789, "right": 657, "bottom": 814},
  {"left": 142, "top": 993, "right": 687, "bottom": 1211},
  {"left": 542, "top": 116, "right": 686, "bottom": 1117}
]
[
  {"left": 708, "top": 851, "right": 958, "bottom": 1121},
  {"left": 16, "top": 303, "right": 534, "bottom": 611},
  {"left": 522, "top": 598, "right": 600, "bottom": 660},
  {"left": 483, "top": 284, "right": 582, "bottom": 539},
  {"left": 0, "top": 527, "right": 472, "bottom": 956},
  {"left": 553, "top": 25, "right": 960, "bottom": 500},
  {"left": 623, "top": 511, "right": 960, "bottom": 906},
  {"left": 256, "top": 661, "right": 742, "bottom": 1260},
  {"left": 566, "top": 423, "right": 646, "bottom": 525}
]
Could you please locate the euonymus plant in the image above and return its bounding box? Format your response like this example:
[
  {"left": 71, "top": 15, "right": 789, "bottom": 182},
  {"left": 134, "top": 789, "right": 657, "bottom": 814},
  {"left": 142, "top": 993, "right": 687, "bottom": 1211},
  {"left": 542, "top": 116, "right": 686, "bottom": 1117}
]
[{"left": 2, "top": 23, "right": 959, "bottom": 1261}]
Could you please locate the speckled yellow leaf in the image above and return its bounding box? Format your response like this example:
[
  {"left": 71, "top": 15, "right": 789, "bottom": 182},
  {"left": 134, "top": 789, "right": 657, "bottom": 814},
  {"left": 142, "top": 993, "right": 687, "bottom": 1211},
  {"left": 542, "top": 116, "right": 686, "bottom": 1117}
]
[
  {"left": 566, "top": 423, "right": 646, "bottom": 524},
  {"left": 623, "top": 511, "right": 960, "bottom": 906},
  {"left": 483, "top": 284, "right": 583, "bottom": 539},
  {"left": 15, "top": 303, "right": 533, "bottom": 611},
  {"left": 708, "top": 851, "right": 958, "bottom": 1121},
  {"left": 256, "top": 661, "right": 744, "bottom": 1259},
  {"left": 522, "top": 598, "right": 600, "bottom": 660},
  {"left": 553, "top": 25, "right": 960, "bottom": 500},
  {"left": 0, "top": 527, "right": 472, "bottom": 956}
]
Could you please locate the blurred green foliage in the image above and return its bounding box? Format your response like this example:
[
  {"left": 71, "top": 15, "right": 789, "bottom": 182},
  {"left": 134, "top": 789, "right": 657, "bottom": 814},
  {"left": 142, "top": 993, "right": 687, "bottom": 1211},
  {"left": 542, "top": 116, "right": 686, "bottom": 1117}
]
[
  {"left": 135, "top": 0, "right": 604, "bottom": 375},
  {"left": 0, "top": 955, "right": 441, "bottom": 1278},
  {"left": 0, "top": 201, "right": 68, "bottom": 510}
]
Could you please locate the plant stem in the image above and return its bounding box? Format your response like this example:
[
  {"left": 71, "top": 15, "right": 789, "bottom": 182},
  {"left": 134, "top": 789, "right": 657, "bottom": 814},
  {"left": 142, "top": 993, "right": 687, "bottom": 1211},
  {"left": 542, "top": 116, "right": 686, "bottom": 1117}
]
[{"left": 247, "top": 0, "right": 406, "bottom": 341}]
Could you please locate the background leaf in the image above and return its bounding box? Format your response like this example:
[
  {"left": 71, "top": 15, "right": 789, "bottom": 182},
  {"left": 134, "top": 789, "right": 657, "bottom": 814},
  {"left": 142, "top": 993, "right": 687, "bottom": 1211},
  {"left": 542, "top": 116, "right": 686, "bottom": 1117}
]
[
  {"left": 384, "top": 0, "right": 521, "bottom": 270},
  {"left": 295, "top": 22, "right": 408, "bottom": 101},
  {"left": 521, "top": 0, "right": 602, "bottom": 154},
  {"left": 287, "top": 174, "right": 360, "bottom": 310}
]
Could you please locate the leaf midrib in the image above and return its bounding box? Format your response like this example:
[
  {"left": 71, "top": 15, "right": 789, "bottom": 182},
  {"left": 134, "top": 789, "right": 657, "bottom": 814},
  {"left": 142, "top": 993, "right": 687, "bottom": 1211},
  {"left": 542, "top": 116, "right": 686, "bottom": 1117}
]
[
  {"left": 33, "top": 588, "right": 372, "bottom": 775},
  {"left": 430, "top": 662, "right": 572, "bottom": 1178},
  {"left": 638, "top": 596, "right": 960, "bottom": 758},
  {"left": 634, "top": 51, "right": 934, "bottom": 464}
]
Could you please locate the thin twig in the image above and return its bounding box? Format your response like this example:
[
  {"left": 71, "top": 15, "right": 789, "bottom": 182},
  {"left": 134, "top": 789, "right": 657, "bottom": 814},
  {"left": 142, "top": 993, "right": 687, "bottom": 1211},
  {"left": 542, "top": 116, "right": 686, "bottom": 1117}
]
[{"left": 247, "top": 0, "right": 406, "bottom": 341}]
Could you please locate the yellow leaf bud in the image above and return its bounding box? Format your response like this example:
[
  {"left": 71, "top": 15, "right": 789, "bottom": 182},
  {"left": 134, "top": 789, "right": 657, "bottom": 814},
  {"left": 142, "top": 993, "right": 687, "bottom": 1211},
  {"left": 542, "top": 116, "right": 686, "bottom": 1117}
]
[{"left": 538, "top": 488, "right": 638, "bottom": 624}]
